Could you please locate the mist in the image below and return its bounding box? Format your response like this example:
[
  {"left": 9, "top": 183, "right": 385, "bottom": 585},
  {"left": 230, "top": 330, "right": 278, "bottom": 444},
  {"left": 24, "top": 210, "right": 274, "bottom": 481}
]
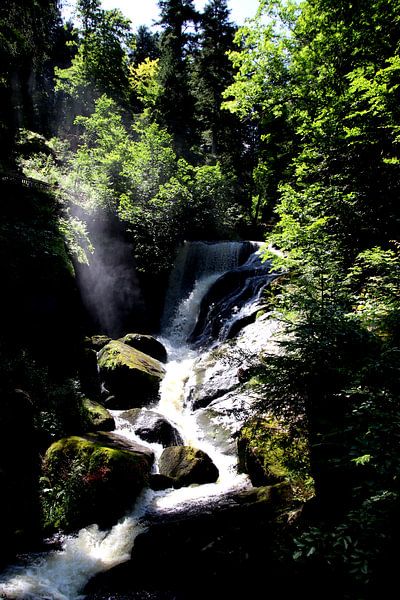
[{"left": 74, "top": 212, "right": 148, "bottom": 338}]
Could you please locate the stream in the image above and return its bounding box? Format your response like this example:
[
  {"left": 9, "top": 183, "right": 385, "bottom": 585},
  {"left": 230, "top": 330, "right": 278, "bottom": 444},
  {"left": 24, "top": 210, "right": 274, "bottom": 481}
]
[{"left": 0, "top": 241, "right": 279, "bottom": 600}]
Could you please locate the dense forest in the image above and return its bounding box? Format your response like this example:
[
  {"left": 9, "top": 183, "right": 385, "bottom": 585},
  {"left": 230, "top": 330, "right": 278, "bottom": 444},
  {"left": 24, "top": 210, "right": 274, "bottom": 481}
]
[{"left": 0, "top": 0, "right": 399, "bottom": 598}]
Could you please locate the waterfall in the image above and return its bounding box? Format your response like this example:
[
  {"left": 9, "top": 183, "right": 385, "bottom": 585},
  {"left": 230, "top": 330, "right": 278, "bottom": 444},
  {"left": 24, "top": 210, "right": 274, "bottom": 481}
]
[
  {"left": 160, "top": 240, "right": 259, "bottom": 350},
  {"left": 0, "top": 240, "right": 277, "bottom": 600}
]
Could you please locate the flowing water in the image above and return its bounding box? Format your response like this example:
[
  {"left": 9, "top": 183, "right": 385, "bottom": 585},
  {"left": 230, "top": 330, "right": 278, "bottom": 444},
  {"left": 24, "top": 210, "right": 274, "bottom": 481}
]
[{"left": 0, "top": 241, "right": 277, "bottom": 600}]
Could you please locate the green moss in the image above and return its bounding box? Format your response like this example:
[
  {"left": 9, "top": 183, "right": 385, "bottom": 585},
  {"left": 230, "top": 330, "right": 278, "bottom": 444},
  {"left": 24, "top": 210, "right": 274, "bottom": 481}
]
[
  {"left": 97, "top": 341, "right": 165, "bottom": 407},
  {"left": 98, "top": 340, "right": 165, "bottom": 378},
  {"left": 238, "top": 417, "right": 313, "bottom": 500},
  {"left": 42, "top": 435, "right": 151, "bottom": 531},
  {"left": 82, "top": 398, "right": 115, "bottom": 431}
]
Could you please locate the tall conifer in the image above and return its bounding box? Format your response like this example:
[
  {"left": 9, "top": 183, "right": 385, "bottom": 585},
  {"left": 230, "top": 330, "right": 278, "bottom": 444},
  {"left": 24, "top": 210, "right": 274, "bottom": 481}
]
[{"left": 156, "top": 0, "right": 198, "bottom": 156}]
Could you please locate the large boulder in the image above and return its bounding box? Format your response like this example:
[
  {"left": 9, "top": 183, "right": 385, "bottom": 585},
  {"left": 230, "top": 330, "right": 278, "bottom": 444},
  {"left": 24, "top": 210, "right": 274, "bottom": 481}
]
[
  {"left": 237, "top": 417, "right": 311, "bottom": 491},
  {"left": 82, "top": 398, "right": 115, "bottom": 432},
  {"left": 120, "top": 408, "right": 183, "bottom": 447},
  {"left": 119, "top": 334, "right": 168, "bottom": 363},
  {"left": 83, "top": 482, "right": 296, "bottom": 597},
  {"left": 97, "top": 340, "right": 165, "bottom": 409},
  {"left": 159, "top": 446, "right": 219, "bottom": 488},
  {"left": 41, "top": 434, "right": 153, "bottom": 532}
]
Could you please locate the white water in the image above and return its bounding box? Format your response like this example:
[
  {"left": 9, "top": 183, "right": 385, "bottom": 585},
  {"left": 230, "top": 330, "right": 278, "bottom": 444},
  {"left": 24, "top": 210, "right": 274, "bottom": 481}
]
[
  {"left": 0, "top": 241, "right": 273, "bottom": 600},
  {"left": 0, "top": 490, "right": 152, "bottom": 600}
]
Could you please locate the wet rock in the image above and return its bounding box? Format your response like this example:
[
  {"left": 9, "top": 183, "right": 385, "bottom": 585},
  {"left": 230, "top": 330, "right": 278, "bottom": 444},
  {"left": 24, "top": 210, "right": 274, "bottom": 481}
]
[
  {"left": 149, "top": 473, "right": 174, "bottom": 491},
  {"left": 120, "top": 408, "right": 183, "bottom": 447},
  {"left": 188, "top": 256, "right": 278, "bottom": 348},
  {"left": 98, "top": 341, "right": 165, "bottom": 409},
  {"left": 84, "top": 482, "right": 296, "bottom": 596},
  {"left": 119, "top": 334, "right": 168, "bottom": 363},
  {"left": 158, "top": 446, "right": 219, "bottom": 488},
  {"left": 194, "top": 388, "right": 256, "bottom": 457},
  {"left": 187, "top": 348, "right": 239, "bottom": 410},
  {"left": 42, "top": 434, "right": 153, "bottom": 532},
  {"left": 82, "top": 398, "right": 115, "bottom": 432}
]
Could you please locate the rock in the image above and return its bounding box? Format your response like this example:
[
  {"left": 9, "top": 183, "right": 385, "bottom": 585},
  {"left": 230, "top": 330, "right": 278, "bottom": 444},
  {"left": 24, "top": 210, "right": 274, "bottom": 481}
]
[
  {"left": 97, "top": 340, "right": 165, "bottom": 409},
  {"left": 85, "top": 335, "right": 112, "bottom": 352},
  {"left": 78, "top": 348, "right": 101, "bottom": 400},
  {"left": 82, "top": 398, "right": 115, "bottom": 432},
  {"left": 120, "top": 408, "right": 183, "bottom": 447},
  {"left": 82, "top": 431, "right": 154, "bottom": 460},
  {"left": 237, "top": 417, "right": 311, "bottom": 490},
  {"left": 41, "top": 434, "right": 153, "bottom": 532},
  {"left": 187, "top": 317, "right": 282, "bottom": 411},
  {"left": 119, "top": 334, "right": 168, "bottom": 363},
  {"left": 187, "top": 347, "right": 240, "bottom": 410},
  {"left": 158, "top": 446, "right": 219, "bottom": 488},
  {"left": 232, "top": 482, "right": 293, "bottom": 507},
  {"left": 83, "top": 482, "right": 296, "bottom": 597},
  {"left": 149, "top": 473, "right": 174, "bottom": 491}
]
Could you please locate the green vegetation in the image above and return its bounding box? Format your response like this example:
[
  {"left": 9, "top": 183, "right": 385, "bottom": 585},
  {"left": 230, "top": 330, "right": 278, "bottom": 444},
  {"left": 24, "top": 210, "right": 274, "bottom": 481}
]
[
  {"left": 42, "top": 435, "right": 152, "bottom": 530},
  {"left": 238, "top": 416, "right": 312, "bottom": 497},
  {"left": 223, "top": 0, "right": 400, "bottom": 593}
]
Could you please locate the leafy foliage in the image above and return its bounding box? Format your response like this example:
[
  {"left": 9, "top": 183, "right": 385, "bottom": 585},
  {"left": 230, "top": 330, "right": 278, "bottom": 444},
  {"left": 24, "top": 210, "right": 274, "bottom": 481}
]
[
  {"left": 224, "top": 0, "right": 400, "bottom": 593},
  {"left": 55, "top": 0, "right": 133, "bottom": 119}
]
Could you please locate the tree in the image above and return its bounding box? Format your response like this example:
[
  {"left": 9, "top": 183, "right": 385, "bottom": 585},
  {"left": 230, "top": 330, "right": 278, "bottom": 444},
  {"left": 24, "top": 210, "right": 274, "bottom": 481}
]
[
  {"left": 131, "top": 25, "right": 161, "bottom": 66},
  {"left": 0, "top": 0, "right": 62, "bottom": 160},
  {"left": 191, "top": 0, "right": 238, "bottom": 158},
  {"left": 129, "top": 58, "right": 162, "bottom": 111},
  {"left": 222, "top": 0, "right": 298, "bottom": 227},
  {"left": 55, "top": 0, "right": 133, "bottom": 118},
  {"left": 156, "top": 0, "right": 199, "bottom": 156},
  {"left": 222, "top": 1, "right": 400, "bottom": 591}
]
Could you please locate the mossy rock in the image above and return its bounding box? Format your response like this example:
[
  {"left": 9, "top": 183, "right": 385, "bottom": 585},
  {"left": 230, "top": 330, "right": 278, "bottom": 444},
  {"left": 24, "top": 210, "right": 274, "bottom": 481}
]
[
  {"left": 98, "top": 341, "right": 165, "bottom": 409},
  {"left": 159, "top": 446, "right": 219, "bottom": 488},
  {"left": 233, "top": 482, "right": 293, "bottom": 508},
  {"left": 82, "top": 398, "right": 115, "bottom": 432},
  {"left": 118, "top": 334, "right": 168, "bottom": 363},
  {"left": 41, "top": 435, "right": 153, "bottom": 532},
  {"left": 237, "top": 417, "right": 312, "bottom": 496},
  {"left": 85, "top": 335, "right": 112, "bottom": 352}
]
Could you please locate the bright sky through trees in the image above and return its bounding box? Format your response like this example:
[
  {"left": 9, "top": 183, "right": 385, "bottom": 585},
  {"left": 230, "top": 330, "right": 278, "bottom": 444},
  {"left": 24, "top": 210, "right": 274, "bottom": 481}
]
[{"left": 63, "top": 0, "right": 260, "bottom": 28}]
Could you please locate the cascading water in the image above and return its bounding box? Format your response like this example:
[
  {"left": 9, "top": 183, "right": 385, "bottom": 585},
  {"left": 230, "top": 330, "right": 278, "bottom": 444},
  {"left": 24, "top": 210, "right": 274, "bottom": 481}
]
[{"left": 0, "top": 240, "right": 278, "bottom": 600}]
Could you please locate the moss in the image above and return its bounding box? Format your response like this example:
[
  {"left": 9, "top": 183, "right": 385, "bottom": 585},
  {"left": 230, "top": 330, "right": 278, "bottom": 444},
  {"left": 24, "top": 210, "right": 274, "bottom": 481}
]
[
  {"left": 98, "top": 340, "right": 165, "bottom": 377},
  {"left": 159, "top": 446, "right": 219, "bottom": 487},
  {"left": 97, "top": 341, "right": 165, "bottom": 407},
  {"left": 81, "top": 398, "right": 115, "bottom": 432},
  {"left": 238, "top": 417, "right": 313, "bottom": 501},
  {"left": 42, "top": 435, "right": 151, "bottom": 531}
]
